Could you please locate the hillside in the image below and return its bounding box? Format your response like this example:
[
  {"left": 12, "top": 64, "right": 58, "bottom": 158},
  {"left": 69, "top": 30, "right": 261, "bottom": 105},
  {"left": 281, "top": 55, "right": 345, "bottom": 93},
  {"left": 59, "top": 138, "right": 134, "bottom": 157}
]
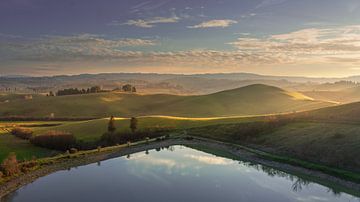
[
  {"left": 302, "top": 101, "right": 360, "bottom": 123},
  {"left": 302, "top": 86, "right": 360, "bottom": 104},
  {"left": 0, "top": 84, "right": 333, "bottom": 118}
]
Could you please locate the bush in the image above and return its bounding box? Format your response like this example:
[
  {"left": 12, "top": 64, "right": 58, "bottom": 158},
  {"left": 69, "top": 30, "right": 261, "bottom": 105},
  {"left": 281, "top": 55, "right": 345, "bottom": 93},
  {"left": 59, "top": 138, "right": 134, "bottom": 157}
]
[
  {"left": 1, "top": 153, "right": 20, "bottom": 177},
  {"left": 69, "top": 148, "right": 78, "bottom": 154},
  {"left": 11, "top": 127, "right": 33, "bottom": 140},
  {"left": 30, "top": 131, "right": 76, "bottom": 151}
]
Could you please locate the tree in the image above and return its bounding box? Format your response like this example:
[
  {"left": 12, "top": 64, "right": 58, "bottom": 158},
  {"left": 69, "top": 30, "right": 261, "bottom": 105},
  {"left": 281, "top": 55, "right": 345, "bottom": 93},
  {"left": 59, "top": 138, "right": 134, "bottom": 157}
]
[
  {"left": 122, "top": 84, "right": 133, "bottom": 92},
  {"left": 108, "top": 116, "right": 116, "bottom": 133},
  {"left": 130, "top": 117, "right": 138, "bottom": 133},
  {"left": 90, "top": 86, "right": 101, "bottom": 93}
]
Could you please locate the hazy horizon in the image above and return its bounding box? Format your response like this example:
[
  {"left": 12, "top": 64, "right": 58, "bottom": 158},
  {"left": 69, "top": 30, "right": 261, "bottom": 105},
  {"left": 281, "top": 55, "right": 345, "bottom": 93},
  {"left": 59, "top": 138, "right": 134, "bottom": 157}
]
[{"left": 3, "top": 71, "right": 360, "bottom": 79}]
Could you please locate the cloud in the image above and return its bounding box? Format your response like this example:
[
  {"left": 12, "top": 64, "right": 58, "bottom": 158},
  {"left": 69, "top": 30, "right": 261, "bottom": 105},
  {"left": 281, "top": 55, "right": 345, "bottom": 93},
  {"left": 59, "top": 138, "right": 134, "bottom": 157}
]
[
  {"left": 188, "top": 19, "right": 238, "bottom": 29},
  {"left": 3, "top": 25, "right": 360, "bottom": 75},
  {"left": 114, "top": 15, "right": 180, "bottom": 28},
  {"left": 0, "top": 34, "right": 156, "bottom": 61},
  {"left": 255, "top": 0, "right": 288, "bottom": 9},
  {"left": 185, "top": 154, "right": 234, "bottom": 165},
  {"left": 229, "top": 25, "right": 360, "bottom": 65}
]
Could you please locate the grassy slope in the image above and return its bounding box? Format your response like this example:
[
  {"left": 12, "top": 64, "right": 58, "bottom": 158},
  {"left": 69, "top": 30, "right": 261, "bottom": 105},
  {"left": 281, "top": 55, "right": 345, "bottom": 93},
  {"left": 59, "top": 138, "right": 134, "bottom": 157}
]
[
  {"left": 0, "top": 134, "right": 56, "bottom": 162},
  {"left": 31, "top": 116, "right": 265, "bottom": 142},
  {"left": 0, "top": 84, "right": 332, "bottom": 118},
  {"left": 301, "top": 86, "right": 360, "bottom": 104},
  {"left": 187, "top": 121, "right": 360, "bottom": 172},
  {"left": 303, "top": 101, "right": 360, "bottom": 123},
  {"left": 0, "top": 122, "right": 58, "bottom": 162}
]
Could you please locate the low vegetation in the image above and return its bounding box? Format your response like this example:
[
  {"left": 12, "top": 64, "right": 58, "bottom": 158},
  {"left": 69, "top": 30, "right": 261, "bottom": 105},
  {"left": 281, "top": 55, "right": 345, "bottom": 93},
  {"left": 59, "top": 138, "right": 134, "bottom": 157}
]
[
  {"left": 0, "top": 153, "right": 20, "bottom": 177},
  {"left": 30, "top": 131, "right": 76, "bottom": 151},
  {"left": 11, "top": 127, "right": 33, "bottom": 140}
]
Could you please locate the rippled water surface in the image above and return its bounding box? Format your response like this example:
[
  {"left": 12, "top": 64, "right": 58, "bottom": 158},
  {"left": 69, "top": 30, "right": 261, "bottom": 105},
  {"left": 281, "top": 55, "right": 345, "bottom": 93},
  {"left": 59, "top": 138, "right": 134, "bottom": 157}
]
[{"left": 4, "top": 145, "right": 360, "bottom": 202}]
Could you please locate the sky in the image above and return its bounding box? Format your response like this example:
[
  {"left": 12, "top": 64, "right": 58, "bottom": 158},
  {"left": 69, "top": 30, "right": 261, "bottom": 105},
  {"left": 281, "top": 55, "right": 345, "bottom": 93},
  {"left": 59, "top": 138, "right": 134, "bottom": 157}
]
[{"left": 1, "top": 0, "right": 360, "bottom": 77}]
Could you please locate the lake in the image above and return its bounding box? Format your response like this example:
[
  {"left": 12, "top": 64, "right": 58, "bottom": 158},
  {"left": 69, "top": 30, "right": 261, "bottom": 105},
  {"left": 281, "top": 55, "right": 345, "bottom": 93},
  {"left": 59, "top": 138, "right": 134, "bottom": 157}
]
[{"left": 4, "top": 145, "right": 360, "bottom": 202}]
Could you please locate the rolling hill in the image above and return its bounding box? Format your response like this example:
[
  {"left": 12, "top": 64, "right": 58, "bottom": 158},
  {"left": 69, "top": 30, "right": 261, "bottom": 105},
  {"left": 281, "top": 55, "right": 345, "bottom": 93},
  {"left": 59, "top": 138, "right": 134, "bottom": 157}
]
[
  {"left": 0, "top": 84, "right": 333, "bottom": 118},
  {"left": 301, "top": 101, "right": 360, "bottom": 123},
  {"left": 302, "top": 86, "right": 360, "bottom": 104}
]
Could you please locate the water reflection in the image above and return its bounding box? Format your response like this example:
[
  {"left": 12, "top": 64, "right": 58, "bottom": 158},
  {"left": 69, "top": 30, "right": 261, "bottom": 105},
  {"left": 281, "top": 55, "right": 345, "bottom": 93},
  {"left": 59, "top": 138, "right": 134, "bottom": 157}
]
[{"left": 4, "top": 145, "right": 360, "bottom": 202}]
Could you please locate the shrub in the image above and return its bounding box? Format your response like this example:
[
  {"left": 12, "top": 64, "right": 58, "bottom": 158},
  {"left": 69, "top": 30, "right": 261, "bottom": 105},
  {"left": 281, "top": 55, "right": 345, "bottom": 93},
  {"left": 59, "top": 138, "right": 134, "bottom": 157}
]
[
  {"left": 69, "top": 148, "right": 78, "bottom": 154},
  {"left": 11, "top": 127, "right": 33, "bottom": 140},
  {"left": 30, "top": 130, "right": 76, "bottom": 151},
  {"left": 21, "top": 157, "right": 38, "bottom": 173},
  {"left": 130, "top": 117, "right": 138, "bottom": 133},
  {"left": 108, "top": 116, "right": 116, "bottom": 133},
  {"left": 1, "top": 153, "right": 20, "bottom": 177},
  {"left": 0, "top": 171, "right": 3, "bottom": 179}
]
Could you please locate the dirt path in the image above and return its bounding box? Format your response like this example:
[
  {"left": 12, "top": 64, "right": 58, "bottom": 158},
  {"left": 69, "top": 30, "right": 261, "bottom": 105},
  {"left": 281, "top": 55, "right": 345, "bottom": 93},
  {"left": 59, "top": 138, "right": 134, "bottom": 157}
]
[{"left": 1, "top": 137, "right": 359, "bottom": 200}]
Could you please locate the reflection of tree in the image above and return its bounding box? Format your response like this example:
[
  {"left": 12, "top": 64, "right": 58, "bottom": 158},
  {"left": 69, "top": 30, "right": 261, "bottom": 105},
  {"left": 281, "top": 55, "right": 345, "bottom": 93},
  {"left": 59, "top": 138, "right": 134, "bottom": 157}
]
[
  {"left": 327, "top": 188, "right": 341, "bottom": 197},
  {"left": 167, "top": 146, "right": 175, "bottom": 152},
  {"left": 240, "top": 162, "right": 343, "bottom": 196},
  {"left": 291, "top": 178, "right": 310, "bottom": 192}
]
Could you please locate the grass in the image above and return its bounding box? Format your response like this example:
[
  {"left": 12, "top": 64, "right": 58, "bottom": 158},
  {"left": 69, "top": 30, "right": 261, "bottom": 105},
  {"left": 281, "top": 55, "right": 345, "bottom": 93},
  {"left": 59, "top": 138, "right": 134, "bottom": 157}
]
[
  {"left": 188, "top": 143, "right": 360, "bottom": 194},
  {"left": 0, "top": 134, "right": 57, "bottom": 162},
  {"left": 31, "top": 116, "right": 265, "bottom": 143},
  {"left": 186, "top": 121, "right": 360, "bottom": 172},
  {"left": 0, "top": 122, "right": 64, "bottom": 162},
  {"left": 0, "top": 84, "right": 333, "bottom": 118}
]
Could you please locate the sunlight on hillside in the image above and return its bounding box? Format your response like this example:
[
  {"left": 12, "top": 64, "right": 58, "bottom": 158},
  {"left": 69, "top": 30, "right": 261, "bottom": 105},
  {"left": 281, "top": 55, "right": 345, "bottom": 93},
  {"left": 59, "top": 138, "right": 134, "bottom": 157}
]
[
  {"left": 285, "top": 92, "right": 314, "bottom": 101},
  {"left": 100, "top": 95, "right": 123, "bottom": 102}
]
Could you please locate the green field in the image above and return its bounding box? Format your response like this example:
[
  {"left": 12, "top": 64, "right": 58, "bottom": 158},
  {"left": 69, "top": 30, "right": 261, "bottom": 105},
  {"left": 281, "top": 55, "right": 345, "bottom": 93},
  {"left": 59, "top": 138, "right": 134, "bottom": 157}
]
[
  {"left": 0, "top": 84, "right": 333, "bottom": 118},
  {"left": 30, "top": 116, "right": 265, "bottom": 142},
  {"left": 0, "top": 116, "right": 263, "bottom": 161},
  {"left": 0, "top": 134, "right": 56, "bottom": 162},
  {"left": 0, "top": 122, "right": 63, "bottom": 162}
]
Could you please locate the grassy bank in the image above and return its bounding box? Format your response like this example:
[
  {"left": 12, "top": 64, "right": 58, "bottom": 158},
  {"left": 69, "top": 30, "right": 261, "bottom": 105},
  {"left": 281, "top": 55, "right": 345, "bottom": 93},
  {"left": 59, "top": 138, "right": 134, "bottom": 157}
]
[{"left": 186, "top": 121, "right": 360, "bottom": 173}]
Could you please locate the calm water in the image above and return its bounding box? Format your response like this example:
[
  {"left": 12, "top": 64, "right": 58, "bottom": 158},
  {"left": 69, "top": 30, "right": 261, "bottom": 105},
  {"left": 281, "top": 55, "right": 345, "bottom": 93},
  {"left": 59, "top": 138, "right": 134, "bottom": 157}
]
[{"left": 4, "top": 146, "right": 360, "bottom": 202}]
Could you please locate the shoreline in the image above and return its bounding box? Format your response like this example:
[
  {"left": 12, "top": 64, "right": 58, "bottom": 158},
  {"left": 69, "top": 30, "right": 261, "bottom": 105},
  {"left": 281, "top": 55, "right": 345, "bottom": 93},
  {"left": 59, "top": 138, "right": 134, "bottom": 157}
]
[{"left": 1, "top": 137, "right": 359, "bottom": 199}]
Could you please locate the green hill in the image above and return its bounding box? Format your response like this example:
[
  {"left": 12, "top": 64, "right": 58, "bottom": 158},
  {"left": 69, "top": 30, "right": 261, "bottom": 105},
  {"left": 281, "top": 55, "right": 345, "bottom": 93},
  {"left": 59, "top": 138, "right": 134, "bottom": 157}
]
[
  {"left": 31, "top": 116, "right": 264, "bottom": 142},
  {"left": 302, "top": 101, "right": 360, "bottom": 123},
  {"left": 0, "top": 84, "right": 333, "bottom": 118}
]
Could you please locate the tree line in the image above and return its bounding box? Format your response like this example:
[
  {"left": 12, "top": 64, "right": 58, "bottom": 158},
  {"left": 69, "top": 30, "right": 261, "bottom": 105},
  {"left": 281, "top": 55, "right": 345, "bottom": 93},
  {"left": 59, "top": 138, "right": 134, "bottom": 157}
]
[{"left": 49, "top": 84, "right": 137, "bottom": 96}]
